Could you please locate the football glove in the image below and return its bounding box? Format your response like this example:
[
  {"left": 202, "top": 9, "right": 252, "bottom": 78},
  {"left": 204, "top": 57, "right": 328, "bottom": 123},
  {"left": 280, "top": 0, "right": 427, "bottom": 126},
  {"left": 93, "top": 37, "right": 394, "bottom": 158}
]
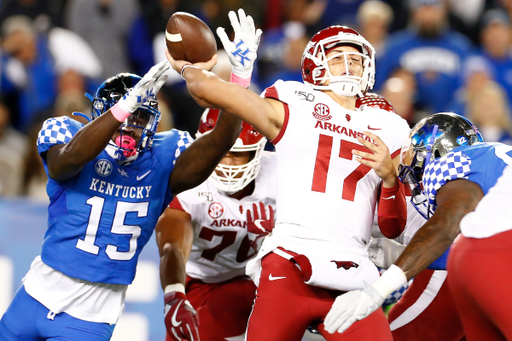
[
  {"left": 217, "top": 8, "right": 262, "bottom": 79},
  {"left": 164, "top": 287, "right": 199, "bottom": 341},
  {"left": 324, "top": 282, "right": 384, "bottom": 334},
  {"left": 246, "top": 202, "right": 274, "bottom": 250},
  {"left": 116, "top": 60, "right": 169, "bottom": 115}
]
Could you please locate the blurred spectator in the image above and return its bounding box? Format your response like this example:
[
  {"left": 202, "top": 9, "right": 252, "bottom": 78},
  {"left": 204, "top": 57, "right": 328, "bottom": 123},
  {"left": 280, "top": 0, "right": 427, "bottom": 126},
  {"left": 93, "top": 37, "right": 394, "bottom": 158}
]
[
  {"left": 475, "top": 8, "right": 512, "bottom": 104},
  {"left": 377, "top": 0, "right": 473, "bottom": 114},
  {"left": 289, "top": 0, "right": 365, "bottom": 34},
  {"left": 257, "top": 21, "right": 305, "bottom": 88},
  {"left": 448, "top": 55, "right": 494, "bottom": 116},
  {"left": 466, "top": 80, "right": 512, "bottom": 144},
  {"left": 66, "top": 0, "right": 137, "bottom": 79},
  {"left": 259, "top": 22, "right": 307, "bottom": 89},
  {"left": 381, "top": 69, "right": 426, "bottom": 125},
  {"left": 20, "top": 119, "right": 48, "bottom": 202},
  {"left": 0, "top": 15, "right": 102, "bottom": 132},
  {"left": 0, "top": 100, "right": 28, "bottom": 196},
  {"left": 0, "top": 0, "right": 67, "bottom": 30},
  {"left": 448, "top": 0, "right": 491, "bottom": 44},
  {"left": 356, "top": 0, "right": 394, "bottom": 61}
]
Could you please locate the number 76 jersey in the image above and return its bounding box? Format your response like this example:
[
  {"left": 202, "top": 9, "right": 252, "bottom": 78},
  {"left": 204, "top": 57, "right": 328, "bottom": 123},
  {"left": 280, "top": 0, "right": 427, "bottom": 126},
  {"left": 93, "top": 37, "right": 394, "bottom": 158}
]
[{"left": 264, "top": 80, "right": 410, "bottom": 254}]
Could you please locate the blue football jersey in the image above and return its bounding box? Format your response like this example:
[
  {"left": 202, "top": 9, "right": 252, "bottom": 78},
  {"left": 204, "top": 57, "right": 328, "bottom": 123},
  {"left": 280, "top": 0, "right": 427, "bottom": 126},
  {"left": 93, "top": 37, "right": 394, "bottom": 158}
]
[
  {"left": 36, "top": 116, "right": 192, "bottom": 284},
  {"left": 422, "top": 142, "right": 512, "bottom": 269}
]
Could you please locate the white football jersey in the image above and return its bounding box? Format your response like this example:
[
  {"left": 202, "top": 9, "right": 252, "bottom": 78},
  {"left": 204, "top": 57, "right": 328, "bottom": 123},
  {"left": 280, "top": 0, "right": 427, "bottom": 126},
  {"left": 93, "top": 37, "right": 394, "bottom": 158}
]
[
  {"left": 172, "top": 152, "right": 277, "bottom": 283},
  {"left": 264, "top": 80, "right": 410, "bottom": 258}
]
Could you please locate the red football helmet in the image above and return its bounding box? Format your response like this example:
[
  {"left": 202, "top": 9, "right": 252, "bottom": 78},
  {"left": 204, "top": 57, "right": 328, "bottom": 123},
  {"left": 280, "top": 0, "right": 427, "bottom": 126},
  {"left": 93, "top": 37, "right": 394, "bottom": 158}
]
[
  {"left": 197, "top": 108, "right": 267, "bottom": 194},
  {"left": 355, "top": 93, "right": 396, "bottom": 113},
  {"left": 301, "top": 26, "right": 375, "bottom": 98}
]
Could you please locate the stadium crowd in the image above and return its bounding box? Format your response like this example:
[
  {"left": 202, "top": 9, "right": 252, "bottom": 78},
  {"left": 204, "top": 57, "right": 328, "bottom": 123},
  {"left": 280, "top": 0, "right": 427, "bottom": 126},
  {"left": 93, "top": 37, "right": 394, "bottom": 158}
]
[{"left": 1, "top": 0, "right": 512, "bottom": 199}]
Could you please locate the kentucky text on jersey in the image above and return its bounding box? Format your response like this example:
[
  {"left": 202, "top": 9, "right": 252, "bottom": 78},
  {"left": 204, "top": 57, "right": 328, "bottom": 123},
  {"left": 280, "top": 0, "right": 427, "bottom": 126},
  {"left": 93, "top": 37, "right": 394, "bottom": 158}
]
[
  {"left": 89, "top": 178, "right": 152, "bottom": 198},
  {"left": 210, "top": 219, "right": 247, "bottom": 228},
  {"left": 314, "top": 120, "right": 372, "bottom": 142}
]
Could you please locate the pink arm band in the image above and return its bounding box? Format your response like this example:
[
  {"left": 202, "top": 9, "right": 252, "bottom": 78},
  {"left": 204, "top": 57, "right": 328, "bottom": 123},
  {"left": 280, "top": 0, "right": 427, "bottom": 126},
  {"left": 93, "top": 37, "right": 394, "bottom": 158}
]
[
  {"left": 110, "top": 103, "right": 131, "bottom": 123},
  {"left": 230, "top": 72, "right": 251, "bottom": 88}
]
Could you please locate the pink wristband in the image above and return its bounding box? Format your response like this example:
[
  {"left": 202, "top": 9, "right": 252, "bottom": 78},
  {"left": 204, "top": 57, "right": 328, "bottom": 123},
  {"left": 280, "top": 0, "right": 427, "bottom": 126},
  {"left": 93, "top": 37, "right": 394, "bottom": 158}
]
[
  {"left": 230, "top": 72, "right": 251, "bottom": 88},
  {"left": 110, "top": 103, "right": 131, "bottom": 122}
]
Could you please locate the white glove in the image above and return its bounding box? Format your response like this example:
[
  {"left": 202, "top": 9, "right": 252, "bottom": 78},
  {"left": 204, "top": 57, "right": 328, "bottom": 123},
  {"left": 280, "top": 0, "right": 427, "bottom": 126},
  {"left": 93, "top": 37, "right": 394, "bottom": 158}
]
[
  {"left": 216, "top": 8, "right": 262, "bottom": 78},
  {"left": 368, "top": 238, "right": 406, "bottom": 269},
  {"left": 324, "top": 282, "right": 384, "bottom": 334},
  {"left": 117, "top": 60, "right": 170, "bottom": 114}
]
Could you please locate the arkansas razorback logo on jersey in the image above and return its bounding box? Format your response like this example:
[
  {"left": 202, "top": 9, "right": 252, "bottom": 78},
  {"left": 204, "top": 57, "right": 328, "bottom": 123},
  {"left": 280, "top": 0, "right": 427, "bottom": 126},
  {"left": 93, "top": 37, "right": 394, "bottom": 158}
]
[
  {"left": 331, "top": 260, "right": 359, "bottom": 270},
  {"left": 208, "top": 202, "right": 224, "bottom": 219},
  {"left": 313, "top": 103, "right": 332, "bottom": 121}
]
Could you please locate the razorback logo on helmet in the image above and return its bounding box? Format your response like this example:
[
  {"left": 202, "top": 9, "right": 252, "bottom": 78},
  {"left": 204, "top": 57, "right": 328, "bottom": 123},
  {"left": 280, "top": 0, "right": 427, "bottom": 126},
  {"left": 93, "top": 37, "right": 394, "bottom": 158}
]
[
  {"left": 356, "top": 93, "right": 396, "bottom": 114},
  {"left": 208, "top": 202, "right": 224, "bottom": 219},
  {"left": 331, "top": 260, "right": 359, "bottom": 270},
  {"left": 313, "top": 103, "right": 332, "bottom": 121}
]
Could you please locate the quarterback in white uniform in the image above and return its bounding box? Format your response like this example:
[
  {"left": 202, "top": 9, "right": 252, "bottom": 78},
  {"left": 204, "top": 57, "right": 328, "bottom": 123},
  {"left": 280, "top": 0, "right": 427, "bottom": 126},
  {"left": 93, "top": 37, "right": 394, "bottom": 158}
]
[
  {"left": 167, "top": 17, "right": 410, "bottom": 341},
  {"left": 156, "top": 108, "right": 277, "bottom": 341}
]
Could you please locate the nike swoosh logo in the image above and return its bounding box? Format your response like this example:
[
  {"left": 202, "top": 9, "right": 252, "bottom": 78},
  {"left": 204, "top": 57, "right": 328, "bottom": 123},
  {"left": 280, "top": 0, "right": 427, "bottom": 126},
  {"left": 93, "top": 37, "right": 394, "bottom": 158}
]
[
  {"left": 136, "top": 170, "right": 151, "bottom": 181},
  {"left": 382, "top": 195, "right": 395, "bottom": 200},
  {"left": 254, "top": 219, "right": 266, "bottom": 233},
  {"left": 269, "top": 273, "right": 286, "bottom": 281},
  {"left": 367, "top": 125, "right": 382, "bottom": 130},
  {"left": 171, "top": 300, "right": 183, "bottom": 328}
]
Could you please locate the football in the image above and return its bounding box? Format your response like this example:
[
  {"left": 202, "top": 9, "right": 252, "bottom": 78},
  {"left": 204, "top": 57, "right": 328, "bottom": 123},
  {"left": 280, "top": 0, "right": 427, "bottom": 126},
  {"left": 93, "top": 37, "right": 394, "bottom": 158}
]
[{"left": 165, "top": 12, "right": 217, "bottom": 63}]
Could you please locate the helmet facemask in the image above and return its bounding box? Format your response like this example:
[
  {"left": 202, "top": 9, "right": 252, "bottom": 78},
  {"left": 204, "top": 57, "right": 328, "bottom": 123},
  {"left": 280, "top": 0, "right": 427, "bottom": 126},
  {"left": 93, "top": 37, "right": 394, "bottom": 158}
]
[
  {"left": 211, "top": 137, "right": 267, "bottom": 195},
  {"left": 302, "top": 27, "right": 376, "bottom": 98},
  {"left": 90, "top": 73, "right": 161, "bottom": 164}
]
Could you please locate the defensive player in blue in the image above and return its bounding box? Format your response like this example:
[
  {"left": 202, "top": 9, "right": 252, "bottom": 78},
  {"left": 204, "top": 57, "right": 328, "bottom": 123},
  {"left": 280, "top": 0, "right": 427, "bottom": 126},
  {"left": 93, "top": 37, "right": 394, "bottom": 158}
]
[
  {"left": 0, "top": 59, "right": 243, "bottom": 340},
  {"left": 323, "top": 112, "right": 512, "bottom": 336}
]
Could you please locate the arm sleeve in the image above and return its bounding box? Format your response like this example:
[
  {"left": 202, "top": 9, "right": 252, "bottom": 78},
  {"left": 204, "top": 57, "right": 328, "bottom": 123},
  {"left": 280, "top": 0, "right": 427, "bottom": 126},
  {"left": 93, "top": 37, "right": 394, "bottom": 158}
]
[{"left": 377, "top": 180, "right": 407, "bottom": 239}]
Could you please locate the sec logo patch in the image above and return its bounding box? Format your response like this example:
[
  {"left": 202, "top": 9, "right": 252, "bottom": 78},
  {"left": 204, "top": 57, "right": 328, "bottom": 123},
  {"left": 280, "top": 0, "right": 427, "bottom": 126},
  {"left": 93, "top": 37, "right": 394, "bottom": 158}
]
[
  {"left": 313, "top": 103, "right": 331, "bottom": 121},
  {"left": 208, "top": 202, "right": 224, "bottom": 219},
  {"left": 95, "top": 159, "right": 113, "bottom": 177}
]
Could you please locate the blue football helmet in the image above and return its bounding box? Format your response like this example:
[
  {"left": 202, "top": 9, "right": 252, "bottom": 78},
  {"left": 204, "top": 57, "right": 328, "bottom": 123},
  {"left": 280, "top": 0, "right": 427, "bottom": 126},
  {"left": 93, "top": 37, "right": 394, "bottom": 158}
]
[
  {"left": 88, "top": 73, "right": 161, "bottom": 161},
  {"left": 398, "top": 112, "right": 484, "bottom": 219}
]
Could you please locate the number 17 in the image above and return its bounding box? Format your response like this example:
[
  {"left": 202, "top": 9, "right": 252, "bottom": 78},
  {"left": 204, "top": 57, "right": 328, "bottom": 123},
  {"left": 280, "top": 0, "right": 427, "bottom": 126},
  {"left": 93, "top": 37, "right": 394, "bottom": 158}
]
[{"left": 311, "top": 134, "right": 371, "bottom": 201}]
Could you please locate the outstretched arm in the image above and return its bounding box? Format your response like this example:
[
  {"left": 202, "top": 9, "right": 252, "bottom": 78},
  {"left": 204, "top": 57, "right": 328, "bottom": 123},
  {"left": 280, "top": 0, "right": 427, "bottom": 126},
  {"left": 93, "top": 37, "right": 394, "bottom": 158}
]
[
  {"left": 46, "top": 61, "right": 169, "bottom": 181},
  {"left": 166, "top": 8, "right": 284, "bottom": 141},
  {"left": 156, "top": 206, "right": 198, "bottom": 341},
  {"left": 324, "top": 179, "right": 483, "bottom": 334}
]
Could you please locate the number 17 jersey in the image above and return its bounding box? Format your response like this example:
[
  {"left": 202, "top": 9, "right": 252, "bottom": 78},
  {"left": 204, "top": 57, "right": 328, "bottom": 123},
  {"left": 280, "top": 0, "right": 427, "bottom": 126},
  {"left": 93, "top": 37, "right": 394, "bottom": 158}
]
[{"left": 264, "top": 80, "right": 410, "bottom": 257}]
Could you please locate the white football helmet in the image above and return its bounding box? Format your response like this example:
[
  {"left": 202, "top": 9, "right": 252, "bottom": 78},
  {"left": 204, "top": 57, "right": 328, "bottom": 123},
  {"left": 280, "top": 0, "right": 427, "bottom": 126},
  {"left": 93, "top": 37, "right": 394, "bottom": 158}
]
[
  {"left": 301, "top": 25, "right": 376, "bottom": 98},
  {"left": 197, "top": 108, "right": 267, "bottom": 194}
]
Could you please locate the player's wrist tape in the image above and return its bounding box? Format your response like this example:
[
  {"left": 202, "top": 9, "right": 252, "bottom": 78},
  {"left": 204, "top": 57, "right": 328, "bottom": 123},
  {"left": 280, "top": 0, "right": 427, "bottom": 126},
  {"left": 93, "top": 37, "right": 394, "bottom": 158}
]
[
  {"left": 230, "top": 72, "right": 251, "bottom": 88},
  {"left": 110, "top": 103, "right": 131, "bottom": 123},
  {"left": 372, "top": 264, "right": 407, "bottom": 299},
  {"left": 164, "top": 283, "right": 185, "bottom": 295},
  {"left": 180, "top": 65, "right": 199, "bottom": 80}
]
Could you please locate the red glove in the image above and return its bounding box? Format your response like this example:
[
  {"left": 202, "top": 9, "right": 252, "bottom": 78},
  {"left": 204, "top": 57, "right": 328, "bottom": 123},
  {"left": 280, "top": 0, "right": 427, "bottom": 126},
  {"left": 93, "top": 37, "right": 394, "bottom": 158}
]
[
  {"left": 355, "top": 93, "right": 396, "bottom": 114},
  {"left": 246, "top": 202, "right": 275, "bottom": 250},
  {"left": 164, "top": 284, "right": 199, "bottom": 341}
]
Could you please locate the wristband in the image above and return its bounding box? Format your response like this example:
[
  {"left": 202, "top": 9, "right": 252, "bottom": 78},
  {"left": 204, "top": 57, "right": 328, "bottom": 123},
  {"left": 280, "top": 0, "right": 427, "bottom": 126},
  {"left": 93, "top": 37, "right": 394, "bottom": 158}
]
[
  {"left": 164, "top": 283, "right": 185, "bottom": 294},
  {"left": 372, "top": 264, "right": 407, "bottom": 299},
  {"left": 110, "top": 103, "right": 131, "bottom": 123},
  {"left": 180, "top": 65, "right": 199, "bottom": 80},
  {"left": 230, "top": 72, "right": 251, "bottom": 88}
]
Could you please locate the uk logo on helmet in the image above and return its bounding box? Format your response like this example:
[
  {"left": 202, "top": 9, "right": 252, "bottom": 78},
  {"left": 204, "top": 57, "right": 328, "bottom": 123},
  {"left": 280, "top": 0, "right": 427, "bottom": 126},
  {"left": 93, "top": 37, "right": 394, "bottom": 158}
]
[
  {"left": 313, "top": 103, "right": 332, "bottom": 121},
  {"left": 208, "top": 202, "right": 224, "bottom": 219}
]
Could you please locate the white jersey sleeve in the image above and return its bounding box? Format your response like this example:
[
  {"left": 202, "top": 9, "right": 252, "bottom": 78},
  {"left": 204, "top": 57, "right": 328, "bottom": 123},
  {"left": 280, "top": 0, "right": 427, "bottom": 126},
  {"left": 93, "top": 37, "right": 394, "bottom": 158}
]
[{"left": 174, "top": 152, "right": 277, "bottom": 283}]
